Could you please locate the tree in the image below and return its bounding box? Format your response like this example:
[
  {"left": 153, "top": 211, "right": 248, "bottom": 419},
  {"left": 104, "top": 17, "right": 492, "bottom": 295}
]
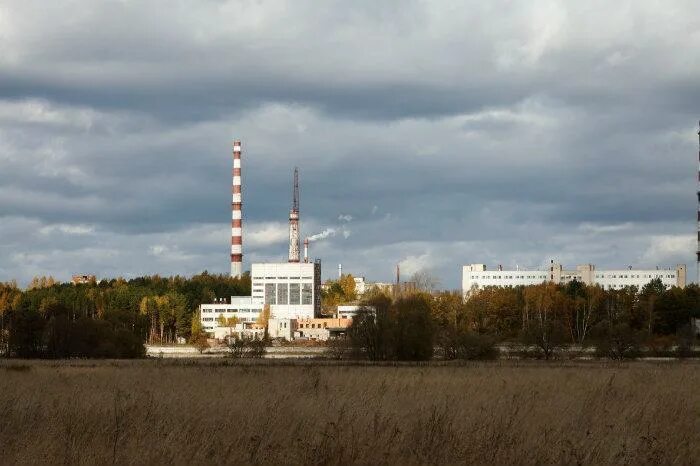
[
  {"left": 410, "top": 270, "right": 440, "bottom": 294},
  {"left": 190, "top": 311, "right": 210, "bottom": 353},
  {"left": 392, "top": 294, "right": 435, "bottom": 361},
  {"left": 566, "top": 285, "right": 603, "bottom": 345},
  {"left": 257, "top": 304, "right": 271, "bottom": 338},
  {"left": 639, "top": 278, "right": 664, "bottom": 335},
  {"left": 520, "top": 283, "right": 568, "bottom": 359},
  {"left": 217, "top": 314, "right": 239, "bottom": 337},
  {"left": 139, "top": 296, "right": 158, "bottom": 344},
  {"left": 338, "top": 274, "right": 358, "bottom": 302}
]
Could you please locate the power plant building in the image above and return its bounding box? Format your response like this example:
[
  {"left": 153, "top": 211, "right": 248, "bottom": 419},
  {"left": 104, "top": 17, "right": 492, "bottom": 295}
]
[
  {"left": 462, "top": 262, "right": 687, "bottom": 298},
  {"left": 251, "top": 262, "right": 322, "bottom": 319}
]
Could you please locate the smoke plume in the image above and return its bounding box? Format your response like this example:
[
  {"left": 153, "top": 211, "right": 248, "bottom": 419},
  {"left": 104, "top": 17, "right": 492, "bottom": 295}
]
[{"left": 307, "top": 228, "right": 336, "bottom": 242}]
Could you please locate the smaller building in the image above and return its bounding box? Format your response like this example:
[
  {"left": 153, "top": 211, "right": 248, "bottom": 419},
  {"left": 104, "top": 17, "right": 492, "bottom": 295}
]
[
  {"left": 268, "top": 318, "right": 297, "bottom": 340},
  {"left": 294, "top": 318, "right": 351, "bottom": 341},
  {"left": 199, "top": 296, "right": 264, "bottom": 334},
  {"left": 337, "top": 305, "right": 376, "bottom": 319}
]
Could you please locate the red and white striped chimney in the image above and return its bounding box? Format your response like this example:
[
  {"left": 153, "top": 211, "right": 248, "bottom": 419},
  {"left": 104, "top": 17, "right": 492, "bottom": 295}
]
[{"left": 231, "top": 139, "right": 243, "bottom": 278}]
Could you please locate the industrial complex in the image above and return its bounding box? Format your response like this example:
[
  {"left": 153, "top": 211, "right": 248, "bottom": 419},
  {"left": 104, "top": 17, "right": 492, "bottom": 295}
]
[
  {"left": 201, "top": 132, "right": 696, "bottom": 341},
  {"left": 201, "top": 140, "right": 361, "bottom": 340}
]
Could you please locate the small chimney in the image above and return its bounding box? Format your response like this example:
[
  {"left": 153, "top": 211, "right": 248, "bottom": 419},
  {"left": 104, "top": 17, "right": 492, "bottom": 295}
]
[
  {"left": 304, "top": 238, "right": 309, "bottom": 263},
  {"left": 338, "top": 263, "right": 342, "bottom": 279}
]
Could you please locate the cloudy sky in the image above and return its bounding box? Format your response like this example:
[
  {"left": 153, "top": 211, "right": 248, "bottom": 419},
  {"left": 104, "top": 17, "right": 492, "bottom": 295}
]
[{"left": 1, "top": 1, "right": 699, "bottom": 288}]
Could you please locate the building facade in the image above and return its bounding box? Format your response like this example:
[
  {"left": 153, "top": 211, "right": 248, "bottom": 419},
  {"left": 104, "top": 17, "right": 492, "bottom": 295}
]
[
  {"left": 251, "top": 261, "right": 321, "bottom": 319},
  {"left": 199, "top": 296, "right": 265, "bottom": 333},
  {"left": 462, "top": 262, "right": 687, "bottom": 298},
  {"left": 294, "top": 318, "right": 351, "bottom": 341}
]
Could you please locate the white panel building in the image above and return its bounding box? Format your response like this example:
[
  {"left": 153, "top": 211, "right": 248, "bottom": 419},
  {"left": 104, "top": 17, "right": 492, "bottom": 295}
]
[
  {"left": 462, "top": 262, "right": 687, "bottom": 298},
  {"left": 199, "top": 296, "right": 264, "bottom": 333},
  {"left": 200, "top": 261, "right": 322, "bottom": 336},
  {"left": 251, "top": 261, "right": 321, "bottom": 319}
]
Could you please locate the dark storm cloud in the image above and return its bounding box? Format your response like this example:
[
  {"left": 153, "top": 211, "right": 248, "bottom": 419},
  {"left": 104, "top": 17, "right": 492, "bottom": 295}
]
[{"left": 0, "top": 0, "right": 698, "bottom": 286}]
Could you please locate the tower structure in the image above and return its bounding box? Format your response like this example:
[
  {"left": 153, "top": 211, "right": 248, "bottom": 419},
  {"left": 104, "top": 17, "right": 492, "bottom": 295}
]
[
  {"left": 288, "top": 167, "right": 301, "bottom": 263},
  {"left": 231, "top": 140, "right": 243, "bottom": 278},
  {"left": 697, "top": 122, "right": 700, "bottom": 284}
]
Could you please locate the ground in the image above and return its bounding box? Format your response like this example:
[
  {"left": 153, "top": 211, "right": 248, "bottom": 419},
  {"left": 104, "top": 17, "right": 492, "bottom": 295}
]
[{"left": 0, "top": 359, "right": 698, "bottom": 465}]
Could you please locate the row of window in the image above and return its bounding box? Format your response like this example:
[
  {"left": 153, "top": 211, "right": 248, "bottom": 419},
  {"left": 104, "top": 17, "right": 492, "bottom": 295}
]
[
  {"left": 253, "top": 276, "right": 313, "bottom": 280},
  {"left": 470, "top": 274, "right": 676, "bottom": 281},
  {"left": 299, "top": 322, "right": 328, "bottom": 329},
  {"left": 470, "top": 275, "right": 547, "bottom": 280},
  {"left": 264, "top": 283, "right": 313, "bottom": 305},
  {"left": 201, "top": 308, "right": 257, "bottom": 314},
  {"left": 596, "top": 274, "right": 672, "bottom": 279}
]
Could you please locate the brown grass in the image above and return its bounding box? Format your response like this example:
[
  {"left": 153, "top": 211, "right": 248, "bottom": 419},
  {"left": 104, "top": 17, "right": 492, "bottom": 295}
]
[{"left": 0, "top": 359, "right": 698, "bottom": 465}]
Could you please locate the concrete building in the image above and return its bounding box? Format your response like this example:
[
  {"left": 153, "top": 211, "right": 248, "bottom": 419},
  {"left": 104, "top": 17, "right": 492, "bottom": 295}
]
[
  {"left": 462, "top": 262, "right": 687, "bottom": 298},
  {"left": 337, "top": 305, "right": 376, "bottom": 319},
  {"left": 199, "top": 296, "right": 265, "bottom": 333},
  {"left": 294, "top": 318, "right": 351, "bottom": 341},
  {"left": 268, "top": 318, "right": 297, "bottom": 340},
  {"left": 251, "top": 261, "right": 321, "bottom": 319}
]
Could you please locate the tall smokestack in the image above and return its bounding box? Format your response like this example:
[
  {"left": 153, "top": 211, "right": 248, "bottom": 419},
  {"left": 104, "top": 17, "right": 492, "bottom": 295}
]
[
  {"left": 697, "top": 121, "right": 700, "bottom": 284},
  {"left": 338, "top": 263, "right": 342, "bottom": 279},
  {"left": 304, "top": 237, "right": 309, "bottom": 263},
  {"left": 288, "top": 167, "right": 301, "bottom": 263},
  {"left": 231, "top": 140, "right": 243, "bottom": 278}
]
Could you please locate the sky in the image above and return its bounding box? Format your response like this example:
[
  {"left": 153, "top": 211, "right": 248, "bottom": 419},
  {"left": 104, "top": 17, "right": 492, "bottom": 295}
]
[{"left": 1, "top": 1, "right": 699, "bottom": 289}]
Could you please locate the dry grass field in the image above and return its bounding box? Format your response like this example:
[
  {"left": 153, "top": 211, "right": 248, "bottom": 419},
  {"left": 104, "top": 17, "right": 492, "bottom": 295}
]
[{"left": 0, "top": 360, "right": 698, "bottom": 465}]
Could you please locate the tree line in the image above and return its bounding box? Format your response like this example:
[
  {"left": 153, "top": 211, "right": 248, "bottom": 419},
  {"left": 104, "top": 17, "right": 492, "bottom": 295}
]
[
  {"left": 347, "top": 279, "right": 700, "bottom": 361},
  {"left": 0, "top": 272, "right": 250, "bottom": 358}
]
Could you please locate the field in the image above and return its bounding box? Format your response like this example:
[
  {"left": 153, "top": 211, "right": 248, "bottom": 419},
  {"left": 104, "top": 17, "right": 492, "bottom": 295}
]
[{"left": 1, "top": 360, "right": 698, "bottom": 465}]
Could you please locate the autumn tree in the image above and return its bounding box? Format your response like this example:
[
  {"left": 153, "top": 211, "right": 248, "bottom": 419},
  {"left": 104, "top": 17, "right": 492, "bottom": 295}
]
[{"left": 520, "top": 283, "right": 568, "bottom": 359}]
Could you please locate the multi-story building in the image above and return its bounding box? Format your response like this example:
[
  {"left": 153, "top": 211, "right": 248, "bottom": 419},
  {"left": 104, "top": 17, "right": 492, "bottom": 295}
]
[
  {"left": 199, "top": 296, "right": 264, "bottom": 334},
  {"left": 251, "top": 261, "right": 321, "bottom": 319},
  {"left": 462, "top": 262, "right": 687, "bottom": 298},
  {"left": 201, "top": 261, "right": 323, "bottom": 337}
]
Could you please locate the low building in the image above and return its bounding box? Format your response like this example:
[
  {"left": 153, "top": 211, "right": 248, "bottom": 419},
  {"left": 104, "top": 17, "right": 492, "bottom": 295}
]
[
  {"left": 294, "top": 318, "right": 351, "bottom": 341},
  {"left": 337, "top": 305, "right": 376, "bottom": 319},
  {"left": 462, "top": 262, "right": 687, "bottom": 298},
  {"left": 199, "top": 296, "right": 264, "bottom": 334},
  {"left": 268, "top": 318, "right": 297, "bottom": 340}
]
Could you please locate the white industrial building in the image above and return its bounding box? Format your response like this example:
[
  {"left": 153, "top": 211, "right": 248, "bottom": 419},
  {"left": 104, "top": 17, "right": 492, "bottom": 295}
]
[
  {"left": 251, "top": 261, "right": 321, "bottom": 319},
  {"left": 462, "top": 262, "right": 687, "bottom": 298},
  {"left": 200, "top": 296, "right": 265, "bottom": 337},
  {"left": 201, "top": 261, "right": 322, "bottom": 336}
]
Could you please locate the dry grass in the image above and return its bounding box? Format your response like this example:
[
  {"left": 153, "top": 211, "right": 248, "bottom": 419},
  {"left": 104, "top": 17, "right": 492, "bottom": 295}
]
[{"left": 0, "top": 359, "right": 698, "bottom": 465}]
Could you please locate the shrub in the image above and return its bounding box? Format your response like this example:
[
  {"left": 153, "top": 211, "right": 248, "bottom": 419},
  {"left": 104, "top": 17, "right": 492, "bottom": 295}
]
[
  {"left": 594, "top": 324, "right": 643, "bottom": 360},
  {"left": 439, "top": 328, "right": 499, "bottom": 360},
  {"left": 226, "top": 334, "right": 267, "bottom": 358}
]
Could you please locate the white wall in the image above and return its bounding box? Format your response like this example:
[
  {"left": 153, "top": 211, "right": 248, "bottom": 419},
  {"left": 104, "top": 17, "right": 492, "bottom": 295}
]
[{"left": 252, "top": 262, "right": 318, "bottom": 319}]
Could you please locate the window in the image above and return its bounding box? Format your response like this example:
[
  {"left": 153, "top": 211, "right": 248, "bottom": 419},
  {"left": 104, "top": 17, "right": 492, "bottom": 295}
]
[
  {"left": 302, "top": 283, "right": 312, "bottom": 305},
  {"left": 289, "top": 283, "right": 301, "bottom": 305},
  {"left": 265, "top": 283, "right": 276, "bottom": 305},
  {"left": 277, "top": 283, "right": 288, "bottom": 305}
]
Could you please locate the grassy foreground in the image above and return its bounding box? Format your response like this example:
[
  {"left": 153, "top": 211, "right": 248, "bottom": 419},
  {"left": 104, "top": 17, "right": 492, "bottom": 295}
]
[{"left": 1, "top": 360, "right": 698, "bottom": 465}]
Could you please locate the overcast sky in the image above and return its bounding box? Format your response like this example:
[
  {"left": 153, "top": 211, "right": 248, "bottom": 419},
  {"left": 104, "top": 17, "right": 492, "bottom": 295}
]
[{"left": 1, "top": 1, "right": 699, "bottom": 288}]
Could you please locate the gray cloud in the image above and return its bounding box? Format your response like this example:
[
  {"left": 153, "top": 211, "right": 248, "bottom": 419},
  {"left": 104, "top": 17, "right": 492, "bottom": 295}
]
[{"left": 0, "top": 1, "right": 698, "bottom": 287}]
